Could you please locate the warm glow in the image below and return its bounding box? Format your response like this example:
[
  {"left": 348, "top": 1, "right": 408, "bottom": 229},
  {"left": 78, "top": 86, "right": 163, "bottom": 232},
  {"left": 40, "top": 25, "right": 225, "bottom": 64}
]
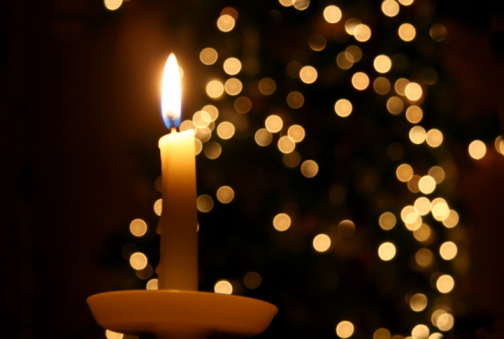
[
  {"left": 104, "top": 0, "right": 123, "bottom": 11},
  {"left": 468, "top": 140, "right": 486, "bottom": 159},
  {"left": 337, "top": 219, "right": 356, "bottom": 238},
  {"left": 244, "top": 271, "right": 262, "bottom": 289},
  {"left": 293, "top": 0, "right": 310, "bottom": 11},
  {"left": 373, "top": 77, "right": 391, "bottom": 95},
  {"left": 413, "top": 223, "right": 431, "bottom": 243},
  {"left": 255, "top": 128, "right": 273, "bottom": 146},
  {"left": 223, "top": 57, "right": 242, "bottom": 75},
  {"left": 313, "top": 233, "right": 331, "bottom": 252},
  {"left": 352, "top": 72, "right": 370, "bottom": 90},
  {"left": 287, "top": 91, "right": 305, "bottom": 108},
  {"left": 336, "top": 320, "right": 355, "bottom": 338},
  {"left": 265, "top": 114, "right": 283, "bottom": 133},
  {"left": 273, "top": 213, "right": 292, "bottom": 231},
  {"left": 439, "top": 241, "right": 458, "bottom": 260},
  {"left": 414, "top": 197, "right": 431, "bottom": 216},
  {"left": 337, "top": 51, "right": 354, "bottom": 70},
  {"left": 161, "top": 54, "right": 182, "bottom": 130},
  {"left": 206, "top": 79, "right": 225, "bottom": 99},
  {"left": 378, "top": 242, "right": 396, "bottom": 261},
  {"left": 200, "top": 47, "right": 218, "bottom": 65},
  {"left": 324, "top": 5, "right": 342, "bottom": 23},
  {"left": 224, "top": 78, "right": 243, "bottom": 96},
  {"left": 415, "top": 248, "right": 433, "bottom": 267},
  {"left": 430, "top": 23, "right": 448, "bottom": 42},
  {"left": 442, "top": 209, "right": 459, "bottom": 228},
  {"left": 301, "top": 160, "right": 319, "bottom": 178},
  {"left": 299, "top": 65, "right": 318, "bottom": 84},
  {"left": 411, "top": 324, "right": 429, "bottom": 339},
  {"left": 346, "top": 45, "right": 363, "bottom": 62},
  {"left": 398, "top": 23, "right": 416, "bottom": 41},
  {"left": 396, "top": 163, "right": 414, "bottom": 182},
  {"left": 398, "top": 0, "right": 414, "bottom": 5},
  {"left": 234, "top": 96, "right": 252, "bottom": 114},
  {"left": 216, "top": 121, "right": 235, "bottom": 139},
  {"left": 436, "top": 274, "right": 455, "bottom": 294},
  {"left": 381, "top": 0, "right": 400, "bottom": 17},
  {"left": 217, "top": 14, "right": 235, "bottom": 32},
  {"left": 193, "top": 110, "right": 211, "bottom": 128},
  {"left": 283, "top": 151, "right": 301, "bottom": 168},
  {"left": 216, "top": 185, "right": 235, "bottom": 204},
  {"left": 374, "top": 55, "right": 392, "bottom": 73},
  {"left": 354, "top": 24, "right": 372, "bottom": 42},
  {"left": 146, "top": 278, "right": 159, "bottom": 290},
  {"left": 258, "top": 77, "right": 277, "bottom": 95},
  {"left": 426, "top": 129, "right": 443, "bottom": 147},
  {"left": 437, "top": 313, "right": 455, "bottom": 331},
  {"left": 418, "top": 175, "right": 436, "bottom": 194},
  {"left": 410, "top": 293, "right": 428, "bottom": 312},
  {"left": 309, "top": 34, "right": 327, "bottom": 51},
  {"left": 405, "top": 105, "right": 423, "bottom": 123},
  {"left": 405, "top": 82, "right": 423, "bottom": 101},
  {"left": 197, "top": 194, "right": 214, "bottom": 213},
  {"left": 129, "top": 252, "right": 148, "bottom": 270},
  {"left": 214, "top": 280, "right": 233, "bottom": 294},
  {"left": 204, "top": 142, "right": 222, "bottom": 159},
  {"left": 154, "top": 198, "right": 162, "bottom": 216},
  {"left": 409, "top": 125, "right": 427, "bottom": 144},
  {"left": 335, "top": 99, "right": 353, "bottom": 117},
  {"left": 202, "top": 104, "right": 219, "bottom": 121},
  {"left": 105, "top": 329, "right": 124, "bottom": 339},
  {"left": 379, "top": 211, "right": 397, "bottom": 230},
  {"left": 278, "top": 136, "right": 296, "bottom": 154},
  {"left": 288, "top": 125, "right": 306, "bottom": 142},
  {"left": 386, "top": 96, "right": 404, "bottom": 115},
  {"left": 345, "top": 18, "right": 361, "bottom": 35},
  {"left": 129, "top": 218, "right": 148, "bottom": 237},
  {"left": 373, "top": 328, "right": 391, "bottom": 339}
]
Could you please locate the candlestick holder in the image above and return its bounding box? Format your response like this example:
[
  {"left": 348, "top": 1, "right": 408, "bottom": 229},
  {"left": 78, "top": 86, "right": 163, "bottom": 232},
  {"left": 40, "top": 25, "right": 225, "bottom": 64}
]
[{"left": 87, "top": 289, "right": 277, "bottom": 339}]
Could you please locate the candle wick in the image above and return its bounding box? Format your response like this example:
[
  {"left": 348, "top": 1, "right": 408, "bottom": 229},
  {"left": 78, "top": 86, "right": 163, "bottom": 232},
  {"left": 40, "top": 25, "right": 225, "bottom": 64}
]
[{"left": 170, "top": 126, "right": 178, "bottom": 134}]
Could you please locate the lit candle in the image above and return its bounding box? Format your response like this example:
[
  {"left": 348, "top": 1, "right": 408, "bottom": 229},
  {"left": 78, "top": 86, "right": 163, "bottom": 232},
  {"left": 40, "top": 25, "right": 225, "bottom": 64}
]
[{"left": 157, "top": 54, "right": 198, "bottom": 290}]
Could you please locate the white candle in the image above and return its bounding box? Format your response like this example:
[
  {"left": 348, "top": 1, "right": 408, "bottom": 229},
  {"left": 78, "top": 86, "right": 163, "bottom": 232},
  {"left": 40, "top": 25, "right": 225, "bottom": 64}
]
[{"left": 157, "top": 54, "right": 198, "bottom": 290}]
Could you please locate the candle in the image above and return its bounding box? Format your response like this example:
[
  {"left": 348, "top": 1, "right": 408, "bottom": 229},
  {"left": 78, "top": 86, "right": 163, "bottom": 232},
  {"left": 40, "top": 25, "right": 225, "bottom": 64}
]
[{"left": 157, "top": 54, "right": 198, "bottom": 290}]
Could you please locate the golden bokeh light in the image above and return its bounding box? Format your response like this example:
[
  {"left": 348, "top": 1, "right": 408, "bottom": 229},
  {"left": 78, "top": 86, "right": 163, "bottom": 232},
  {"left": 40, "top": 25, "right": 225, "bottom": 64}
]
[
  {"left": 418, "top": 175, "right": 436, "bottom": 194},
  {"left": 430, "top": 23, "right": 447, "bottom": 42},
  {"left": 407, "top": 174, "right": 421, "bottom": 193},
  {"left": 153, "top": 198, "right": 162, "bottom": 216},
  {"left": 335, "top": 98, "right": 353, "bottom": 117},
  {"left": 255, "top": 128, "right": 273, "bottom": 146},
  {"left": 398, "top": 23, "right": 416, "bottom": 41},
  {"left": 374, "top": 55, "right": 392, "bottom": 73},
  {"left": 386, "top": 96, "right": 404, "bottom": 115},
  {"left": 352, "top": 72, "right": 370, "bottom": 90},
  {"left": 313, "top": 233, "right": 331, "bottom": 252},
  {"left": 324, "top": 5, "right": 343, "bottom": 23},
  {"left": 411, "top": 324, "right": 429, "bottom": 339},
  {"left": 373, "top": 328, "right": 391, "bottom": 339},
  {"left": 394, "top": 77, "right": 409, "bottom": 96},
  {"left": 379, "top": 211, "right": 397, "bottom": 230},
  {"left": 129, "top": 252, "right": 148, "bottom": 270},
  {"left": 439, "top": 241, "right": 458, "bottom": 260},
  {"left": 105, "top": 329, "right": 124, "bottom": 339},
  {"left": 415, "top": 248, "right": 433, "bottom": 268},
  {"left": 223, "top": 57, "right": 242, "bottom": 75},
  {"left": 283, "top": 151, "right": 301, "bottom": 168},
  {"left": 195, "top": 138, "right": 203, "bottom": 155},
  {"left": 273, "top": 212, "right": 291, "bottom": 231},
  {"left": 224, "top": 78, "right": 243, "bottom": 96},
  {"left": 197, "top": 194, "right": 214, "bottom": 213},
  {"left": 414, "top": 197, "right": 431, "bottom": 216},
  {"left": 200, "top": 47, "right": 219, "bottom": 65},
  {"left": 206, "top": 79, "right": 225, "bottom": 99},
  {"left": 436, "top": 274, "right": 455, "bottom": 294},
  {"left": 287, "top": 91, "right": 305, "bottom": 109},
  {"left": 287, "top": 124, "right": 306, "bottom": 142},
  {"left": 337, "top": 52, "right": 354, "bottom": 70},
  {"left": 378, "top": 242, "right": 397, "bottom": 261},
  {"left": 405, "top": 82, "right": 423, "bottom": 101},
  {"left": 301, "top": 160, "right": 319, "bottom": 178},
  {"left": 381, "top": 0, "right": 400, "bottom": 17},
  {"left": 405, "top": 105, "right": 423, "bottom": 123},
  {"left": 293, "top": 0, "right": 310, "bottom": 11},
  {"left": 354, "top": 24, "right": 372, "bottom": 42},
  {"left": 234, "top": 96, "right": 253, "bottom": 114},
  {"left": 216, "top": 185, "right": 235, "bottom": 204},
  {"left": 309, "top": 33, "right": 327, "bottom": 51},
  {"left": 265, "top": 114, "right": 283, "bottom": 133},
  {"left": 278, "top": 136, "right": 296, "bottom": 154},
  {"left": 410, "top": 293, "right": 428, "bottom": 312},
  {"left": 398, "top": 0, "right": 414, "bottom": 5},
  {"left": 468, "top": 140, "right": 486, "bottom": 160},
  {"left": 217, "top": 14, "right": 236, "bottom": 32},
  {"left": 337, "top": 219, "right": 356, "bottom": 238},
  {"left": 214, "top": 280, "right": 233, "bottom": 294},
  {"left": 104, "top": 0, "right": 123, "bottom": 11},
  {"left": 336, "top": 320, "right": 355, "bottom": 339},
  {"left": 396, "top": 163, "right": 414, "bottom": 182},
  {"left": 494, "top": 135, "right": 504, "bottom": 155},
  {"left": 146, "top": 278, "right": 158, "bottom": 290},
  {"left": 442, "top": 209, "right": 459, "bottom": 228},
  {"left": 345, "top": 18, "right": 361, "bottom": 35},
  {"left": 204, "top": 141, "right": 222, "bottom": 159},
  {"left": 431, "top": 198, "right": 449, "bottom": 221},
  {"left": 414, "top": 223, "right": 432, "bottom": 243},
  {"left": 202, "top": 104, "right": 219, "bottom": 121},
  {"left": 286, "top": 60, "right": 302, "bottom": 78},
  {"left": 409, "top": 125, "right": 427, "bottom": 144},
  {"left": 346, "top": 45, "right": 363, "bottom": 62},
  {"left": 426, "top": 129, "right": 443, "bottom": 148},
  {"left": 373, "top": 77, "right": 391, "bottom": 95},
  {"left": 193, "top": 110, "right": 212, "bottom": 128},
  {"left": 299, "top": 65, "right": 318, "bottom": 84},
  {"left": 436, "top": 313, "right": 455, "bottom": 332},
  {"left": 278, "top": 0, "right": 294, "bottom": 7},
  {"left": 129, "top": 218, "right": 148, "bottom": 237},
  {"left": 216, "top": 121, "right": 236, "bottom": 140},
  {"left": 258, "top": 77, "right": 277, "bottom": 95},
  {"left": 195, "top": 126, "right": 212, "bottom": 143},
  {"left": 243, "top": 271, "right": 262, "bottom": 289}
]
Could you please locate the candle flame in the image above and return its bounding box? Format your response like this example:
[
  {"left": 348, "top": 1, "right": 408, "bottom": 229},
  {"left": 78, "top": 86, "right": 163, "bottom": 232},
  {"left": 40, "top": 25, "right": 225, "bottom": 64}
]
[{"left": 161, "top": 53, "right": 182, "bottom": 130}]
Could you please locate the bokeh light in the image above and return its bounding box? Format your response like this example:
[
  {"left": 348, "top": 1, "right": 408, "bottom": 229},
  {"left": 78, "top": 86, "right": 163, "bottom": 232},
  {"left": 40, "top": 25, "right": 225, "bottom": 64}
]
[
  {"left": 214, "top": 280, "right": 233, "bottom": 294},
  {"left": 378, "top": 242, "right": 396, "bottom": 261},
  {"left": 216, "top": 185, "right": 235, "bottom": 204},
  {"left": 197, "top": 194, "right": 214, "bottom": 213},
  {"left": 200, "top": 48, "right": 218, "bottom": 65},
  {"left": 129, "top": 218, "right": 148, "bottom": 237},
  {"left": 436, "top": 274, "right": 455, "bottom": 294},
  {"left": 335, "top": 99, "right": 353, "bottom": 117},
  {"left": 336, "top": 320, "right": 355, "bottom": 338},
  {"left": 273, "top": 213, "right": 292, "bottom": 231},
  {"left": 468, "top": 140, "right": 486, "bottom": 159},
  {"left": 324, "top": 5, "right": 342, "bottom": 23},
  {"left": 244, "top": 271, "right": 262, "bottom": 289},
  {"left": 313, "top": 233, "right": 331, "bottom": 252},
  {"left": 301, "top": 160, "right": 319, "bottom": 178}
]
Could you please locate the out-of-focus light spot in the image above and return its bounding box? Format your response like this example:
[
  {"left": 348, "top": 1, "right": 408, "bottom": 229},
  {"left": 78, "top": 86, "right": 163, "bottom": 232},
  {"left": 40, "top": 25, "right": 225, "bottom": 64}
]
[
  {"left": 398, "top": 23, "right": 416, "bottom": 41},
  {"left": 283, "top": 151, "right": 301, "bottom": 168},
  {"left": 412, "top": 324, "right": 429, "bottom": 339},
  {"left": 197, "top": 194, "right": 214, "bottom": 213},
  {"left": 406, "top": 105, "right": 423, "bottom": 123},
  {"left": 221, "top": 7, "right": 238, "bottom": 19},
  {"left": 402, "top": 205, "right": 422, "bottom": 230},
  {"left": 287, "top": 91, "right": 305, "bottom": 109},
  {"left": 293, "top": 0, "right": 310, "bottom": 11},
  {"left": 468, "top": 140, "right": 486, "bottom": 160},
  {"left": 313, "top": 233, "right": 331, "bottom": 252},
  {"left": 223, "top": 57, "right": 242, "bottom": 75},
  {"left": 255, "top": 128, "right": 273, "bottom": 146},
  {"left": 426, "top": 129, "right": 443, "bottom": 148},
  {"left": 428, "top": 166, "right": 445, "bottom": 184},
  {"left": 104, "top": 0, "right": 123, "bottom": 11},
  {"left": 154, "top": 198, "right": 162, "bottom": 216},
  {"left": 204, "top": 141, "right": 222, "bottom": 159},
  {"left": 214, "top": 280, "right": 233, "bottom": 294},
  {"left": 309, "top": 34, "right": 327, "bottom": 51},
  {"left": 430, "top": 23, "right": 447, "bottom": 42},
  {"left": 442, "top": 209, "right": 459, "bottom": 228},
  {"left": 136, "top": 264, "right": 153, "bottom": 280},
  {"left": 146, "top": 278, "right": 158, "bottom": 290},
  {"left": 105, "top": 329, "right": 124, "bottom": 339},
  {"left": 206, "top": 80, "right": 225, "bottom": 99},
  {"left": 265, "top": 114, "right": 283, "bottom": 133},
  {"left": 301, "top": 160, "right": 319, "bottom": 178},
  {"left": 419, "top": 175, "right": 436, "bottom": 194},
  {"left": 413, "top": 223, "right": 431, "bottom": 243},
  {"left": 407, "top": 174, "right": 421, "bottom": 193},
  {"left": 202, "top": 104, "right": 219, "bottom": 121},
  {"left": 287, "top": 125, "right": 306, "bottom": 142},
  {"left": 429, "top": 332, "right": 444, "bottom": 339},
  {"left": 396, "top": 163, "right": 413, "bottom": 182},
  {"left": 437, "top": 313, "right": 455, "bottom": 331},
  {"left": 335, "top": 99, "right": 353, "bottom": 117},
  {"left": 345, "top": 18, "right": 362, "bottom": 35},
  {"left": 129, "top": 218, "right": 147, "bottom": 237},
  {"left": 440, "top": 241, "right": 458, "bottom": 260},
  {"left": 224, "top": 78, "right": 243, "bottom": 96},
  {"left": 195, "top": 127, "right": 212, "bottom": 143},
  {"left": 373, "top": 77, "right": 391, "bottom": 95},
  {"left": 193, "top": 110, "right": 212, "bottom": 128},
  {"left": 410, "top": 293, "right": 428, "bottom": 312},
  {"left": 258, "top": 77, "right": 277, "bottom": 95},
  {"left": 414, "top": 197, "right": 431, "bottom": 216},
  {"left": 278, "top": 136, "right": 296, "bottom": 154},
  {"left": 494, "top": 135, "right": 504, "bottom": 155},
  {"left": 354, "top": 24, "right": 372, "bottom": 42},
  {"left": 378, "top": 242, "right": 396, "bottom": 261},
  {"left": 431, "top": 198, "right": 449, "bottom": 221},
  {"left": 395, "top": 78, "right": 409, "bottom": 95},
  {"left": 409, "top": 125, "right": 427, "bottom": 144},
  {"left": 324, "top": 5, "right": 342, "bottom": 23},
  {"left": 129, "top": 252, "right": 148, "bottom": 270},
  {"left": 436, "top": 274, "right": 455, "bottom": 294},
  {"left": 379, "top": 212, "right": 397, "bottom": 230},
  {"left": 374, "top": 55, "right": 392, "bottom": 73},
  {"left": 398, "top": 0, "right": 414, "bottom": 5},
  {"left": 216, "top": 185, "right": 235, "bottom": 204},
  {"left": 278, "top": 0, "right": 294, "bottom": 7},
  {"left": 216, "top": 121, "right": 235, "bottom": 140},
  {"left": 337, "top": 219, "right": 356, "bottom": 238},
  {"left": 200, "top": 48, "right": 218, "bottom": 65},
  {"left": 431, "top": 309, "right": 448, "bottom": 327},
  {"left": 373, "top": 328, "right": 391, "bottom": 339},
  {"left": 300, "top": 65, "right": 318, "bottom": 84},
  {"left": 381, "top": 0, "right": 400, "bottom": 17},
  {"left": 244, "top": 271, "right": 262, "bottom": 289},
  {"left": 405, "top": 82, "right": 423, "bottom": 101},
  {"left": 336, "top": 320, "right": 355, "bottom": 338},
  {"left": 352, "top": 72, "right": 370, "bottom": 90},
  {"left": 386, "top": 96, "right": 404, "bottom": 115},
  {"left": 217, "top": 14, "right": 235, "bottom": 32},
  {"left": 346, "top": 45, "right": 363, "bottom": 62},
  {"left": 273, "top": 213, "right": 291, "bottom": 231},
  {"left": 415, "top": 248, "right": 433, "bottom": 268},
  {"left": 234, "top": 96, "right": 252, "bottom": 114},
  {"left": 336, "top": 52, "right": 354, "bottom": 70},
  {"left": 286, "top": 60, "right": 302, "bottom": 78}
]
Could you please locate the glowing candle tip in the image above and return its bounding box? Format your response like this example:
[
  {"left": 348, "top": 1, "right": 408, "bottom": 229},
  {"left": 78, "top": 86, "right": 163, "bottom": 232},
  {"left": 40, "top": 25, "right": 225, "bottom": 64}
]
[{"left": 161, "top": 53, "right": 182, "bottom": 130}]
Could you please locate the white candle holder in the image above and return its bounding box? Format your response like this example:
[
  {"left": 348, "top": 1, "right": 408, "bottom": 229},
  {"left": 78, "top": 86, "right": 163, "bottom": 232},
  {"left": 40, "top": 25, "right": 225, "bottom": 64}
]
[{"left": 87, "top": 289, "right": 277, "bottom": 339}]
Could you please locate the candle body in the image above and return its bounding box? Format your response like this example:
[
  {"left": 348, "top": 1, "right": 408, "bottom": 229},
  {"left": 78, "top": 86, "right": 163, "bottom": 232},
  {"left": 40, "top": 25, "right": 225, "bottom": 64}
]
[{"left": 157, "top": 129, "right": 198, "bottom": 290}]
